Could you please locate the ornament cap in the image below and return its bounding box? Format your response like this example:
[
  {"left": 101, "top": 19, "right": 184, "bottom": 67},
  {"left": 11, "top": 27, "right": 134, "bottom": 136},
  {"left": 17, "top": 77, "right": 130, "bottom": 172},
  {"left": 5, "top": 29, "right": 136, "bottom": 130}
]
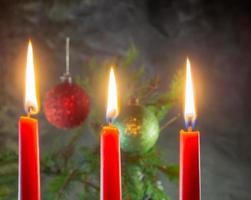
[
  {"left": 60, "top": 73, "right": 72, "bottom": 83},
  {"left": 128, "top": 97, "right": 139, "bottom": 105}
]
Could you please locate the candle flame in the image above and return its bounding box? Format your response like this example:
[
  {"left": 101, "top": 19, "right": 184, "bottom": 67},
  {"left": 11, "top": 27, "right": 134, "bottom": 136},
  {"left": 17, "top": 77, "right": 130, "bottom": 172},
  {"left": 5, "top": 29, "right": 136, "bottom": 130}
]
[
  {"left": 184, "top": 58, "right": 196, "bottom": 128},
  {"left": 24, "top": 41, "right": 39, "bottom": 115},
  {"left": 106, "top": 67, "right": 119, "bottom": 123}
]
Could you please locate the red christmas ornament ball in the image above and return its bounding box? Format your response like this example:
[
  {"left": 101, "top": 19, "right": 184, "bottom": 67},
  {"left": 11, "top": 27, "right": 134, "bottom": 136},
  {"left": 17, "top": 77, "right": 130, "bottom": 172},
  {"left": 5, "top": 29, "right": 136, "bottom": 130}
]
[{"left": 44, "top": 82, "right": 90, "bottom": 129}]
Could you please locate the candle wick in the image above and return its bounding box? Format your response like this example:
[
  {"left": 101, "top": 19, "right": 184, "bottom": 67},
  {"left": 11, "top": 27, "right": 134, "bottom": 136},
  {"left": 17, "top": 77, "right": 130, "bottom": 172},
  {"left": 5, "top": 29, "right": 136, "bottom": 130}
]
[
  {"left": 185, "top": 115, "right": 195, "bottom": 131},
  {"left": 188, "top": 126, "right": 193, "bottom": 132},
  {"left": 27, "top": 106, "right": 34, "bottom": 118},
  {"left": 107, "top": 117, "right": 113, "bottom": 126}
]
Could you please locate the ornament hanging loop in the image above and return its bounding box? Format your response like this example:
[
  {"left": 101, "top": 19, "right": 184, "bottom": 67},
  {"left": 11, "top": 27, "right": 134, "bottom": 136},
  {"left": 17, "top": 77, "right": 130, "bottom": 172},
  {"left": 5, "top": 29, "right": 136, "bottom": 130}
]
[{"left": 60, "top": 37, "right": 72, "bottom": 83}]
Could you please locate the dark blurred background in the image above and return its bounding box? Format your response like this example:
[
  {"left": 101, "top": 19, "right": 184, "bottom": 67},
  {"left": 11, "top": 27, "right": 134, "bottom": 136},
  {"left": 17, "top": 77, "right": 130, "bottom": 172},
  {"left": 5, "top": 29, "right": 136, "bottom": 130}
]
[{"left": 0, "top": 0, "right": 251, "bottom": 199}]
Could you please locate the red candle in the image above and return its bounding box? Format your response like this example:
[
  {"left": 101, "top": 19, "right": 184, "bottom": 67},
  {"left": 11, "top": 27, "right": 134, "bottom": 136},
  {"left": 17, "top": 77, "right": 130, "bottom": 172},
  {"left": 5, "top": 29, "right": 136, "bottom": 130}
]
[
  {"left": 179, "top": 129, "right": 200, "bottom": 200},
  {"left": 19, "top": 117, "right": 40, "bottom": 200},
  {"left": 100, "top": 68, "right": 122, "bottom": 200},
  {"left": 101, "top": 126, "right": 121, "bottom": 200},
  {"left": 19, "top": 41, "right": 40, "bottom": 200},
  {"left": 179, "top": 58, "right": 201, "bottom": 200}
]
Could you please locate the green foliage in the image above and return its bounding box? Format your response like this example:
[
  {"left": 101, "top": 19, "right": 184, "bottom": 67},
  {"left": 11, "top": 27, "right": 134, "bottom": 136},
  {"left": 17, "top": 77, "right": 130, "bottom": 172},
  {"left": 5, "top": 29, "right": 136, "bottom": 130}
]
[
  {"left": 122, "top": 148, "right": 178, "bottom": 200},
  {"left": 0, "top": 44, "right": 181, "bottom": 199},
  {"left": 0, "top": 151, "right": 18, "bottom": 199}
]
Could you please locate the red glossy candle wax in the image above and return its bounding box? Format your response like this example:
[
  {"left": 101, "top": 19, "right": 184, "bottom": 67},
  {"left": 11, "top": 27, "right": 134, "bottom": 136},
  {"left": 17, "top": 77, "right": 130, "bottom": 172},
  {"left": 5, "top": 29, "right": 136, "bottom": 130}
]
[
  {"left": 179, "top": 129, "right": 200, "bottom": 200},
  {"left": 100, "top": 126, "right": 122, "bottom": 200},
  {"left": 19, "top": 116, "right": 40, "bottom": 200}
]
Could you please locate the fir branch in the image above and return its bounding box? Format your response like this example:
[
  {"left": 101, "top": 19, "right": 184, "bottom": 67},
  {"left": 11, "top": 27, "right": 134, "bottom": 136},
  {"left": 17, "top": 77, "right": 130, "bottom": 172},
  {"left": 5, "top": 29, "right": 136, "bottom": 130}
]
[
  {"left": 157, "top": 165, "right": 179, "bottom": 182},
  {"left": 57, "top": 169, "right": 77, "bottom": 198},
  {"left": 160, "top": 113, "right": 181, "bottom": 131},
  {"left": 79, "top": 178, "right": 99, "bottom": 191}
]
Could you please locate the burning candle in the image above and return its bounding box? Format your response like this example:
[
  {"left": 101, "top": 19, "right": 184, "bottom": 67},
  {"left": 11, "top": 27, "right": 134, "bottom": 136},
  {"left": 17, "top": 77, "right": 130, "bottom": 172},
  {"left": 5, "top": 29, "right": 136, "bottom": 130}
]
[
  {"left": 100, "top": 68, "right": 122, "bottom": 200},
  {"left": 179, "top": 58, "right": 201, "bottom": 200},
  {"left": 19, "top": 41, "right": 40, "bottom": 200}
]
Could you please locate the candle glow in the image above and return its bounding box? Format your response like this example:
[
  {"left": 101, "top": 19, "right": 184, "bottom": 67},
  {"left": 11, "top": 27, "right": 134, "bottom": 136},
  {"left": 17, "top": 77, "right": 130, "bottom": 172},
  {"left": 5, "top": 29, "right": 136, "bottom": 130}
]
[
  {"left": 106, "top": 67, "right": 118, "bottom": 122},
  {"left": 24, "top": 41, "right": 39, "bottom": 115},
  {"left": 184, "top": 58, "right": 196, "bottom": 128}
]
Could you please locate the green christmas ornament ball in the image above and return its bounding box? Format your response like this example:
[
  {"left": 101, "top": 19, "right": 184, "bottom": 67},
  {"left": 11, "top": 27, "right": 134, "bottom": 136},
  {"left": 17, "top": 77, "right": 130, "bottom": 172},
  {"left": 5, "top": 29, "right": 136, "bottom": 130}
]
[{"left": 115, "top": 102, "right": 159, "bottom": 155}]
